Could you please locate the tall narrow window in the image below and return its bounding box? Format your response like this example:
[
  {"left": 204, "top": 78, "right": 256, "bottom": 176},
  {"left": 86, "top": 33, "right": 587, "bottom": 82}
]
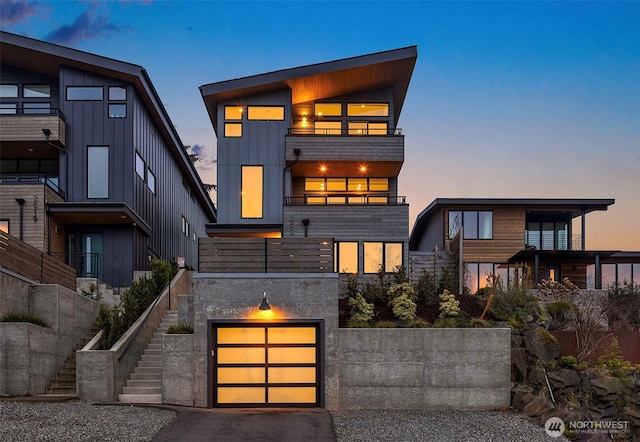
[
  {"left": 241, "top": 166, "right": 263, "bottom": 218},
  {"left": 88, "top": 146, "right": 109, "bottom": 198},
  {"left": 135, "top": 152, "right": 145, "bottom": 179},
  {"left": 385, "top": 243, "right": 402, "bottom": 272},
  {"left": 334, "top": 242, "right": 358, "bottom": 273},
  {"left": 364, "top": 242, "right": 383, "bottom": 274},
  {"left": 147, "top": 169, "right": 156, "bottom": 194}
]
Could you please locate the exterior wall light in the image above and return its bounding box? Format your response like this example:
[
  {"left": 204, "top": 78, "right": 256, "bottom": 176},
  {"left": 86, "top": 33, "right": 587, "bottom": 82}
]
[{"left": 259, "top": 291, "right": 270, "bottom": 310}]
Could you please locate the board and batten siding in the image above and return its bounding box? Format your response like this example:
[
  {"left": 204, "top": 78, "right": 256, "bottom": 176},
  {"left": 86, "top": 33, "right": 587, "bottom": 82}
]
[{"left": 216, "top": 90, "right": 291, "bottom": 225}]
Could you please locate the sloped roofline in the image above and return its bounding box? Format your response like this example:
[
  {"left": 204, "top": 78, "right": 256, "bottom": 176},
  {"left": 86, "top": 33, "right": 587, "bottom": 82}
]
[
  {"left": 409, "top": 197, "right": 615, "bottom": 249},
  {"left": 200, "top": 46, "right": 418, "bottom": 134},
  {"left": 0, "top": 31, "right": 216, "bottom": 220}
]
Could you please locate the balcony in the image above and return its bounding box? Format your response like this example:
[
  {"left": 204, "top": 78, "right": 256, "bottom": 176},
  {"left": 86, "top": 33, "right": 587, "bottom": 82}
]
[
  {"left": 0, "top": 108, "right": 66, "bottom": 148},
  {"left": 285, "top": 195, "right": 406, "bottom": 205},
  {"left": 285, "top": 129, "right": 404, "bottom": 177}
]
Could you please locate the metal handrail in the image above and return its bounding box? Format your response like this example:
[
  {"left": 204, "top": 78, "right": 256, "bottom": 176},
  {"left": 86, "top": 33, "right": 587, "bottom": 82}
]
[
  {"left": 0, "top": 107, "right": 66, "bottom": 118},
  {"left": 0, "top": 175, "right": 65, "bottom": 198},
  {"left": 288, "top": 127, "right": 402, "bottom": 136},
  {"left": 285, "top": 195, "right": 406, "bottom": 205}
]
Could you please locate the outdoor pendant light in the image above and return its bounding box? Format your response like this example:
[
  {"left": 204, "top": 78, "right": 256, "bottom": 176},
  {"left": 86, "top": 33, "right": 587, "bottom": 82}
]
[{"left": 259, "top": 291, "right": 270, "bottom": 310}]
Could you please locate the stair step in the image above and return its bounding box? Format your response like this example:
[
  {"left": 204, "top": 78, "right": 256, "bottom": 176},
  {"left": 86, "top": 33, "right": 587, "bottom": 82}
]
[
  {"left": 147, "top": 343, "right": 162, "bottom": 350},
  {"left": 137, "top": 360, "right": 162, "bottom": 368},
  {"left": 126, "top": 380, "right": 162, "bottom": 387},
  {"left": 130, "top": 372, "right": 161, "bottom": 381},
  {"left": 46, "top": 386, "right": 76, "bottom": 394},
  {"left": 134, "top": 366, "right": 162, "bottom": 374},
  {"left": 141, "top": 354, "right": 162, "bottom": 361},
  {"left": 118, "top": 393, "right": 162, "bottom": 404},
  {"left": 122, "top": 386, "right": 162, "bottom": 395},
  {"left": 54, "top": 373, "right": 76, "bottom": 382},
  {"left": 144, "top": 349, "right": 162, "bottom": 356}
]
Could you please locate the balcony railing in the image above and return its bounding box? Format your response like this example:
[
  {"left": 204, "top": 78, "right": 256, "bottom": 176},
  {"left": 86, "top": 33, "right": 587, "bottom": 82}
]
[
  {"left": 524, "top": 234, "right": 583, "bottom": 251},
  {"left": 285, "top": 195, "right": 406, "bottom": 205},
  {"left": 0, "top": 107, "right": 65, "bottom": 117},
  {"left": 288, "top": 127, "right": 403, "bottom": 136},
  {"left": 0, "top": 175, "right": 64, "bottom": 198}
]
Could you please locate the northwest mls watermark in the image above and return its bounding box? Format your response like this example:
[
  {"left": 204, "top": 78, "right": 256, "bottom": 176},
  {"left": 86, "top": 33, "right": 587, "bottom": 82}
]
[{"left": 545, "top": 416, "right": 630, "bottom": 438}]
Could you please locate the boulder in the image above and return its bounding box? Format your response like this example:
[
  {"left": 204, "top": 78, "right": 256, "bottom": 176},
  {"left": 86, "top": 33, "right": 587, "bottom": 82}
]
[
  {"left": 548, "top": 369, "right": 582, "bottom": 390},
  {"left": 591, "top": 377, "right": 624, "bottom": 398},
  {"left": 524, "top": 327, "right": 560, "bottom": 364},
  {"left": 511, "top": 348, "right": 528, "bottom": 382},
  {"left": 512, "top": 384, "right": 535, "bottom": 410},
  {"left": 524, "top": 391, "right": 554, "bottom": 417},
  {"left": 527, "top": 365, "right": 546, "bottom": 387}
]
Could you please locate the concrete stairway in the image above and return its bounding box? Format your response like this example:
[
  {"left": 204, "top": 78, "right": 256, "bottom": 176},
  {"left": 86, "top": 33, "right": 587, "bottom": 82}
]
[
  {"left": 118, "top": 310, "right": 178, "bottom": 404},
  {"left": 45, "top": 322, "right": 102, "bottom": 395}
]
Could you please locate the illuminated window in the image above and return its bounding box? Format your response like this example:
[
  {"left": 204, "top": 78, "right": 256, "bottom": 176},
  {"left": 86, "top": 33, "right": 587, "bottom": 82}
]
[
  {"left": 305, "top": 178, "right": 325, "bottom": 191},
  {"left": 327, "top": 196, "right": 345, "bottom": 204},
  {"left": 347, "top": 103, "right": 389, "bottom": 117},
  {"left": 241, "top": 166, "right": 263, "bottom": 218},
  {"left": 224, "top": 106, "right": 243, "bottom": 120},
  {"left": 326, "top": 178, "right": 346, "bottom": 191},
  {"left": 348, "top": 122, "right": 367, "bottom": 135},
  {"left": 224, "top": 123, "right": 242, "bottom": 137},
  {"left": 67, "top": 86, "right": 103, "bottom": 101},
  {"left": 0, "top": 219, "right": 8, "bottom": 234},
  {"left": 364, "top": 242, "right": 403, "bottom": 273},
  {"left": 347, "top": 178, "right": 367, "bottom": 191},
  {"left": 87, "top": 146, "right": 109, "bottom": 198},
  {"left": 135, "top": 152, "right": 145, "bottom": 179},
  {"left": 247, "top": 106, "right": 284, "bottom": 120},
  {"left": 314, "top": 103, "right": 341, "bottom": 116},
  {"left": 334, "top": 242, "right": 358, "bottom": 273},
  {"left": 314, "top": 121, "right": 341, "bottom": 135},
  {"left": 364, "top": 242, "right": 383, "bottom": 273},
  {"left": 0, "top": 85, "right": 18, "bottom": 98},
  {"left": 306, "top": 196, "right": 325, "bottom": 204},
  {"left": 23, "top": 85, "right": 50, "bottom": 98},
  {"left": 368, "top": 123, "right": 388, "bottom": 135},
  {"left": 108, "top": 86, "right": 126, "bottom": 101},
  {"left": 368, "top": 196, "right": 388, "bottom": 204},
  {"left": 369, "top": 178, "right": 388, "bottom": 191}
]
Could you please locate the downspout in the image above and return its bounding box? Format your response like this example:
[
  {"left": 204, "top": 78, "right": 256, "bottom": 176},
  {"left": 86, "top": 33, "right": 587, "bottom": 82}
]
[
  {"left": 581, "top": 208, "right": 586, "bottom": 251},
  {"left": 458, "top": 225, "right": 464, "bottom": 294}
]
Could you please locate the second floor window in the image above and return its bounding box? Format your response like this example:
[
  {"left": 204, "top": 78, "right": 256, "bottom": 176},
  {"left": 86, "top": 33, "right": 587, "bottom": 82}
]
[
  {"left": 241, "top": 165, "right": 263, "bottom": 218},
  {"left": 448, "top": 210, "right": 493, "bottom": 239},
  {"left": 23, "top": 85, "right": 50, "bottom": 98},
  {"left": 247, "top": 106, "right": 284, "bottom": 121},
  {"left": 87, "top": 146, "right": 109, "bottom": 198}
]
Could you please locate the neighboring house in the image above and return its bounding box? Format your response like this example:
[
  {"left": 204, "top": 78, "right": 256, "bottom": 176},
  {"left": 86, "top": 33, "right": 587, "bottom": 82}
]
[
  {"left": 409, "top": 198, "right": 640, "bottom": 292},
  {"left": 199, "top": 46, "right": 417, "bottom": 277},
  {"left": 0, "top": 31, "right": 216, "bottom": 288}
]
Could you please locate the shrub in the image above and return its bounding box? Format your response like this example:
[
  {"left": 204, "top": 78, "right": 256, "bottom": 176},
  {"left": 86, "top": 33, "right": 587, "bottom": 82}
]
[
  {"left": 167, "top": 323, "right": 194, "bottom": 334},
  {"left": 488, "top": 269, "right": 539, "bottom": 323},
  {"left": 438, "top": 289, "right": 460, "bottom": 318},
  {"left": 597, "top": 337, "right": 633, "bottom": 380},
  {"left": 546, "top": 300, "right": 572, "bottom": 330},
  {"left": 341, "top": 274, "right": 360, "bottom": 299},
  {"left": 389, "top": 294, "right": 417, "bottom": 323},
  {"left": 0, "top": 311, "right": 49, "bottom": 327},
  {"left": 559, "top": 355, "right": 577, "bottom": 369},
  {"left": 348, "top": 293, "right": 374, "bottom": 323},
  {"left": 415, "top": 269, "right": 437, "bottom": 303},
  {"left": 406, "top": 318, "right": 430, "bottom": 328},
  {"left": 469, "top": 318, "right": 491, "bottom": 328},
  {"left": 387, "top": 282, "right": 417, "bottom": 302}
]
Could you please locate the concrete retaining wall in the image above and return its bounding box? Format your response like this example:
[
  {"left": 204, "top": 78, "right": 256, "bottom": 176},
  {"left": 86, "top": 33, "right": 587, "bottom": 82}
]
[
  {"left": 0, "top": 278, "right": 100, "bottom": 396},
  {"left": 163, "top": 334, "right": 194, "bottom": 406},
  {"left": 337, "top": 328, "right": 511, "bottom": 410}
]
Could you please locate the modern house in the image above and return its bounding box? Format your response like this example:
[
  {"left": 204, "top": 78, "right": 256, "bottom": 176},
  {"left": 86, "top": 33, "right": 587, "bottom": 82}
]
[
  {"left": 0, "top": 31, "right": 216, "bottom": 288},
  {"left": 409, "top": 198, "right": 640, "bottom": 292},
  {"left": 199, "top": 46, "right": 417, "bottom": 278}
]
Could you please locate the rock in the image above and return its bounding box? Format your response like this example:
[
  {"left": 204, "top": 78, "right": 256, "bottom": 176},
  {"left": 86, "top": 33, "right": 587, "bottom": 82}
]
[
  {"left": 586, "top": 434, "right": 612, "bottom": 442},
  {"left": 527, "top": 365, "right": 546, "bottom": 386},
  {"left": 511, "top": 348, "right": 528, "bottom": 382},
  {"left": 548, "top": 369, "right": 582, "bottom": 389},
  {"left": 591, "top": 377, "right": 624, "bottom": 398},
  {"left": 524, "top": 391, "right": 554, "bottom": 417},
  {"left": 623, "top": 405, "right": 640, "bottom": 426},
  {"left": 524, "top": 327, "right": 560, "bottom": 364},
  {"left": 512, "top": 384, "right": 535, "bottom": 410}
]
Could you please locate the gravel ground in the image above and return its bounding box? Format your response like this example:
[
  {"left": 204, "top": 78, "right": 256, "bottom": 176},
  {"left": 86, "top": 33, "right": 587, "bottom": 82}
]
[
  {"left": 1, "top": 400, "right": 565, "bottom": 442},
  {"left": 0, "top": 400, "right": 176, "bottom": 442},
  {"left": 331, "top": 409, "right": 567, "bottom": 442}
]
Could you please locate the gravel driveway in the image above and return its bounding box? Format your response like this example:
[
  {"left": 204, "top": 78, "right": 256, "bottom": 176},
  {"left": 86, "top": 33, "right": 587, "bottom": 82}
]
[{"left": 1, "top": 400, "right": 562, "bottom": 442}]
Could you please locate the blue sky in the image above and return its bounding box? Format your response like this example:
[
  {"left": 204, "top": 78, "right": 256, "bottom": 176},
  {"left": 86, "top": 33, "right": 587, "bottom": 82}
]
[{"left": 2, "top": 0, "right": 639, "bottom": 249}]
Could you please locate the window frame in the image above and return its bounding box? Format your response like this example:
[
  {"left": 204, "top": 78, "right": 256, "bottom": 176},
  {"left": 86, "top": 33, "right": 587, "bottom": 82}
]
[
  {"left": 314, "top": 103, "right": 341, "bottom": 117},
  {"left": 347, "top": 103, "right": 389, "bottom": 117},
  {"left": 224, "top": 106, "right": 244, "bottom": 120},
  {"left": 23, "top": 84, "right": 51, "bottom": 98},
  {"left": 0, "top": 103, "right": 17, "bottom": 114},
  {"left": 135, "top": 152, "right": 145, "bottom": 180},
  {"left": 108, "top": 86, "right": 127, "bottom": 101},
  {"left": 108, "top": 103, "right": 127, "bottom": 118},
  {"left": 334, "top": 241, "right": 358, "bottom": 274},
  {"left": 66, "top": 86, "right": 103, "bottom": 101},
  {"left": 363, "top": 241, "right": 403, "bottom": 274},
  {"left": 23, "top": 102, "right": 51, "bottom": 114},
  {"left": 147, "top": 169, "right": 156, "bottom": 194},
  {"left": 0, "top": 219, "right": 9, "bottom": 234},
  {"left": 0, "top": 84, "right": 19, "bottom": 98},
  {"left": 224, "top": 122, "right": 242, "bottom": 137},
  {"left": 247, "top": 106, "right": 284, "bottom": 121},
  {"left": 241, "top": 165, "right": 264, "bottom": 219},
  {"left": 448, "top": 210, "right": 493, "bottom": 240},
  {"left": 87, "top": 146, "right": 109, "bottom": 199}
]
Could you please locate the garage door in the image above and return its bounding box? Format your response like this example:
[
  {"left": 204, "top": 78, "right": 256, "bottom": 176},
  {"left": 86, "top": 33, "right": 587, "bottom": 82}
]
[{"left": 210, "top": 321, "right": 322, "bottom": 407}]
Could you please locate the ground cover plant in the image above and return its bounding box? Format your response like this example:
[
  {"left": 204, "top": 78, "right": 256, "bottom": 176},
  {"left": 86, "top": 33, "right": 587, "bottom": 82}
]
[{"left": 0, "top": 311, "right": 50, "bottom": 327}]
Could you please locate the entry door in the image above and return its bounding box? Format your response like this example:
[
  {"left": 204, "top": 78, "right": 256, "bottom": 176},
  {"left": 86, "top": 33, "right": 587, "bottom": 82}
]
[
  {"left": 547, "top": 264, "right": 561, "bottom": 282},
  {"left": 81, "top": 233, "right": 103, "bottom": 279},
  {"left": 211, "top": 321, "right": 322, "bottom": 408}
]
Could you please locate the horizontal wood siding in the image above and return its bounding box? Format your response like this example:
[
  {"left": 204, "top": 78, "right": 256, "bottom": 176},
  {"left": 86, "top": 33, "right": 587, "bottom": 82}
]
[
  {"left": 285, "top": 135, "right": 403, "bottom": 163},
  {"left": 0, "top": 114, "right": 65, "bottom": 145},
  {"left": 283, "top": 205, "right": 409, "bottom": 241},
  {"left": 0, "top": 231, "right": 75, "bottom": 290},
  {"left": 199, "top": 237, "right": 333, "bottom": 273},
  {"left": 408, "top": 251, "right": 456, "bottom": 283},
  {"left": 456, "top": 206, "right": 526, "bottom": 262}
]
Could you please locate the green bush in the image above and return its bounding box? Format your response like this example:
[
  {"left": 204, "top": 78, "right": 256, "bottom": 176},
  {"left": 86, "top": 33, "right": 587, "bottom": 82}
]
[
  {"left": 432, "top": 317, "right": 458, "bottom": 328},
  {"left": 488, "top": 271, "right": 539, "bottom": 323},
  {"left": 406, "top": 318, "right": 430, "bottom": 328},
  {"left": 167, "top": 323, "right": 194, "bottom": 334},
  {"left": 0, "top": 311, "right": 49, "bottom": 327},
  {"left": 348, "top": 293, "right": 374, "bottom": 323},
  {"left": 469, "top": 318, "right": 491, "bottom": 328},
  {"left": 98, "top": 259, "right": 176, "bottom": 349},
  {"left": 559, "top": 355, "right": 577, "bottom": 369},
  {"left": 373, "top": 320, "right": 397, "bottom": 328},
  {"left": 597, "top": 337, "right": 633, "bottom": 380},
  {"left": 415, "top": 270, "right": 437, "bottom": 303},
  {"left": 438, "top": 289, "right": 460, "bottom": 318},
  {"left": 389, "top": 294, "right": 417, "bottom": 322}
]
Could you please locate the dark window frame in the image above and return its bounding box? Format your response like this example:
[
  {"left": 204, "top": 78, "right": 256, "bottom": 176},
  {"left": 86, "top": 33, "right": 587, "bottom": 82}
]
[
  {"left": 23, "top": 84, "right": 51, "bottom": 98},
  {"left": 66, "top": 86, "right": 103, "bottom": 101}
]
